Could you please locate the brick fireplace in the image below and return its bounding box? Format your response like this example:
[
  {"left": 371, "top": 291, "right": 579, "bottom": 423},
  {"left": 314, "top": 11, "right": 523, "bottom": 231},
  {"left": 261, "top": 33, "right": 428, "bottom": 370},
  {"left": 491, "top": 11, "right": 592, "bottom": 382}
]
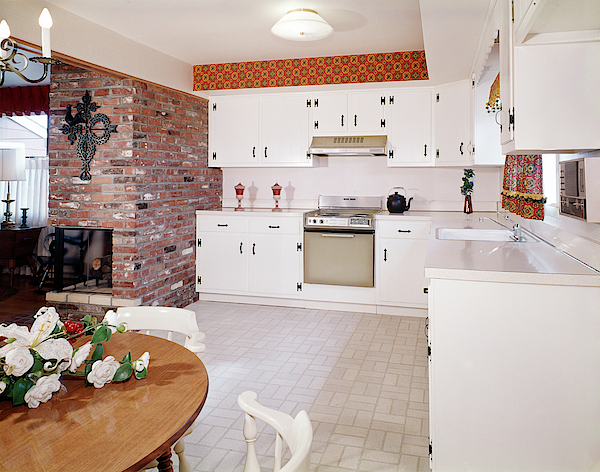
[{"left": 45, "top": 63, "right": 222, "bottom": 317}]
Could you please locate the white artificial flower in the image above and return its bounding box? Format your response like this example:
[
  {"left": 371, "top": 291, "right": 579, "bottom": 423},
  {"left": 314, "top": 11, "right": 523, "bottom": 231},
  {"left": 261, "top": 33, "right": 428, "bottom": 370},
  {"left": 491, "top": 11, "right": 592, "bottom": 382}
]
[
  {"left": 0, "top": 306, "right": 73, "bottom": 366},
  {"left": 134, "top": 352, "right": 150, "bottom": 372},
  {"left": 24, "top": 373, "right": 61, "bottom": 408},
  {"left": 103, "top": 310, "right": 121, "bottom": 334},
  {"left": 3, "top": 346, "right": 34, "bottom": 376},
  {"left": 87, "top": 356, "right": 120, "bottom": 388},
  {"left": 0, "top": 379, "right": 6, "bottom": 394},
  {"left": 69, "top": 341, "right": 93, "bottom": 373}
]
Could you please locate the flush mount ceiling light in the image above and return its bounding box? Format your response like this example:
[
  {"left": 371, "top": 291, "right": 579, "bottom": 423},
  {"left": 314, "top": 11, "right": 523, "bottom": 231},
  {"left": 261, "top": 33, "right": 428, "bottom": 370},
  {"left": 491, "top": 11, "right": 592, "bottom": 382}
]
[{"left": 271, "top": 9, "right": 333, "bottom": 41}]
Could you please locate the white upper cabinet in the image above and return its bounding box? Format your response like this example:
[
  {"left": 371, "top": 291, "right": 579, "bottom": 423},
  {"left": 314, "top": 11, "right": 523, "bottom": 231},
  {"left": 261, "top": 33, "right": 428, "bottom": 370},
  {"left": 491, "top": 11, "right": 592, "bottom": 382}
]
[
  {"left": 309, "top": 92, "right": 348, "bottom": 134},
  {"left": 209, "top": 96, "right": 260, "bottom": 167},
  {"left": 209, "top": 93, "right": 312, "bottom": 167},
  {"left": 474, "top": 45, "right": 505, "bottom": 166},
  {"left": 386, "top": 88, "right": 433, "bottom": 166},
  {"left": 310, "top": 92, "right": 387, "bottom": 135},
  {"left": 347, "top": 92, "right": 388, "bottom": 134},
  {"left": 498, "top": 0, "right": 600, "bottom": 154},
  {"left": 434, "top": 80, "right": 474, "bottom": 166},
  {"left": 260, "top": 94, "right": 311, "bottom": 165}
]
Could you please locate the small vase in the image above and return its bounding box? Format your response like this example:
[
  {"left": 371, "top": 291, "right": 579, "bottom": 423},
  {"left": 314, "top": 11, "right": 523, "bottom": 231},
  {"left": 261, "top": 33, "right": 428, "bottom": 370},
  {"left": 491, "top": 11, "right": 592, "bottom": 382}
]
[{"left": 464, "top": 195, "right": 473, "bottom": 214}]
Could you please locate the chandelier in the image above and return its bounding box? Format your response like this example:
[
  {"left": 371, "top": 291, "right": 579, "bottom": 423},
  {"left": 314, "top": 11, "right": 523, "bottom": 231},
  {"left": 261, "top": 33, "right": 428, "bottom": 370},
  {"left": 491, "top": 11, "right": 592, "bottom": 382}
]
[{"left": 0, "top": 8, "right": 61, "bottom": 87}]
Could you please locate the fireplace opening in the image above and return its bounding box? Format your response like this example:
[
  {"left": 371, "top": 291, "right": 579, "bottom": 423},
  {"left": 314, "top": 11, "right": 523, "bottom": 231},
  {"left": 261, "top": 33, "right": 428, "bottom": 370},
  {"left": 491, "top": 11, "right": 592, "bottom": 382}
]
[{"left": 53, "top": 227, "right": 112, "bottom": 293}]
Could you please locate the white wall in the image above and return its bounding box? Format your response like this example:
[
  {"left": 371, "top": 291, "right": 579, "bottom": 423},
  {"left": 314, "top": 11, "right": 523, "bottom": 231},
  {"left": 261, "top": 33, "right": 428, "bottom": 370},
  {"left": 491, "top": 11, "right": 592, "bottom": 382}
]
[{"left": 222, "top": 158, "right": 503, "bottom": 211}]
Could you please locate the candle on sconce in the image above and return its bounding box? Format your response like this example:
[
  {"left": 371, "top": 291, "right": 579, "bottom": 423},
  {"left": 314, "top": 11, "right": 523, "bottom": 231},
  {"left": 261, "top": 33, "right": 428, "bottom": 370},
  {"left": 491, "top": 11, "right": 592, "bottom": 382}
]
[
  {"left": 38, "top": 8, "right": 53, "bottom": 58},
  {"left": 0, "top": 20, "right": 10, "bottom": 60}
]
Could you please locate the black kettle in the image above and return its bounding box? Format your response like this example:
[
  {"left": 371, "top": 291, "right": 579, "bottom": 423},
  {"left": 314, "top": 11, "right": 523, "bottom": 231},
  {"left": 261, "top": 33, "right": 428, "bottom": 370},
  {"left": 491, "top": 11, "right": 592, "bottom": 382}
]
[{"left": 387, "top": 187, "right": 413, "bottom": 213}]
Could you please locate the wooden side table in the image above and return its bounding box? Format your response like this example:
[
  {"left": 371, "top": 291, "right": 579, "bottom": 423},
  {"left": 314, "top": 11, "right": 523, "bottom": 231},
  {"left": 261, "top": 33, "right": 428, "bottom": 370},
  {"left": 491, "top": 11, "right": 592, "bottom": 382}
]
[{"left": 0, "top": 226, "right": 43, "bottom": 286}]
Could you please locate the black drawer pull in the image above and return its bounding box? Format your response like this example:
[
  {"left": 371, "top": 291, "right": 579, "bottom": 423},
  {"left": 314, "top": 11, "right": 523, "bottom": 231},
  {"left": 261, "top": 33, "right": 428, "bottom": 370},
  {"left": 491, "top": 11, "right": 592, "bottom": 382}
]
[
  {"left": 217, "top": 224, "right": 229, "bottom": 227},
  {"left": 398, "top": 229, "right": 412, "bottom": 233},
  {"left": 268, "top": 225, "right": 280, "bottom": 229}
]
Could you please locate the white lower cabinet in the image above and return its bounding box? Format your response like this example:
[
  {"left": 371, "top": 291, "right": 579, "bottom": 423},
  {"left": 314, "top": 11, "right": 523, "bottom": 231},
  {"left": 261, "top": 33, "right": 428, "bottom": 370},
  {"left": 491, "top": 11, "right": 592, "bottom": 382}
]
[
  {"left": 376, "top": 219, "right": 431, "bottom": 307},
  {"left": 196, "top": 215, "right": 248, "bottom": 292},
  {"left": 428, "top": 277, "right": 600, "bottom": 471},
  {"left": 247, "top": 218, "right": 303, "bottom": 297},
  {"left": 196, "top": 213, "right": 303, "bottom": 299}
]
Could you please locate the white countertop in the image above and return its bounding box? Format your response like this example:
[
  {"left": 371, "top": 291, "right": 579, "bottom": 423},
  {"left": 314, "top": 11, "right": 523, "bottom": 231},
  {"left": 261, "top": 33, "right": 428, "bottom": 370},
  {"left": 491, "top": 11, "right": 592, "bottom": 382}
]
[
  {"left": 419, "top": 211, "right": 600, "bottom": 286},
  {"left": 198, "top": 208, "right": 600, "bottom": 287}
]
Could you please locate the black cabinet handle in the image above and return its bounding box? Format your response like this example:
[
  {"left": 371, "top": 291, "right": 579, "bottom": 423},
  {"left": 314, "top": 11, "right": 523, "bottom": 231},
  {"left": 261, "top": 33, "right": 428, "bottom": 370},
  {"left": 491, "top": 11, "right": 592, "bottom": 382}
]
[
  {"left": 398, "top": 229, "right": 412, "bottom": 233},
  {"left": 341, "top": 115, "right": 344, "bottom": 127},
  {"left": 268, "top": 225, "right": 280, "bottom": 229},
  {"left": 252, "top": 243, "right": 255, "bottom": 255},
  {"left": 384, "top": 248, "right": 387, "bottom": 261},
  {"left": 314, "top": 120, "right": 319, "bottom": 129},
  {"left": 354, "top": 115, "right": 357, "bottom": 127},
  {"left": 460, "top": 142, "right": 464, "bottom": 155},
  {"left": 240, "top": 242, "right": 243, "bottom": 254},
  {"left": 217, "top": 224, "right": 228, "bottom": 227},
  {"left": 252, "top": 146, "right": 255, "bottom": 158},
  {"left": 424, "top": 144, "right": 427, "bottom": 156},
  {"left": 264, "top": 147, "right": 267, "bottom": 158}
]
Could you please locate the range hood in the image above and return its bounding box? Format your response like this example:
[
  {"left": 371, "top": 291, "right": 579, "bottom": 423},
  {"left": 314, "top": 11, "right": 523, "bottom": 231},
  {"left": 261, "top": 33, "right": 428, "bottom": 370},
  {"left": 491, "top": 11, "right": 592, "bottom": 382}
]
[{"left": 308, "top": 135, "right": 387, "bottom": 156}]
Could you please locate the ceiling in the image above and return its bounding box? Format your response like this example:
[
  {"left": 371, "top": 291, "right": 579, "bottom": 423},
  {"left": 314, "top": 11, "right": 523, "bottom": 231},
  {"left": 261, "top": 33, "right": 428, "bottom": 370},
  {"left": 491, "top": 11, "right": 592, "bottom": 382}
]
[
  {"left": 4, "top": 0, "right": 598, "bottom": 95},
  {"left": 44, "top": 0, "right": 428, "bottom": 65}
]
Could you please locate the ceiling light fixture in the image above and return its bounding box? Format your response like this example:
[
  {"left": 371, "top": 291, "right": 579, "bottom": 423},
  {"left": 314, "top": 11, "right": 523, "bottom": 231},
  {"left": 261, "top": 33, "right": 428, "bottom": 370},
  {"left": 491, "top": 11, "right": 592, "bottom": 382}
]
[
  {"left": 271, "top": 9, "right": 333, "bottom": 41},
  {"left": 0, "top": 8, "right": 61, "bottom": 86}
]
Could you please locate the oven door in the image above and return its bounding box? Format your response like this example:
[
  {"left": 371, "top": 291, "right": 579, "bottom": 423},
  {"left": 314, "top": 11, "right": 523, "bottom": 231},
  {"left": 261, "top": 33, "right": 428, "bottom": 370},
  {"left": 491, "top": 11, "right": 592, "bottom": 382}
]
[{"left": 304, "top": 229, "right": 374, "bottom": 287}]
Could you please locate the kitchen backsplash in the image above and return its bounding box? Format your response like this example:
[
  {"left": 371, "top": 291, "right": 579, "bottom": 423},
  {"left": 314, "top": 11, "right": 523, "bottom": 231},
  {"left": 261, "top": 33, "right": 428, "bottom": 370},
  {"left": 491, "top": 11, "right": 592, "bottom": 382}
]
[{"left": 222, "top": 157, "right": 503, "bottom": 211}]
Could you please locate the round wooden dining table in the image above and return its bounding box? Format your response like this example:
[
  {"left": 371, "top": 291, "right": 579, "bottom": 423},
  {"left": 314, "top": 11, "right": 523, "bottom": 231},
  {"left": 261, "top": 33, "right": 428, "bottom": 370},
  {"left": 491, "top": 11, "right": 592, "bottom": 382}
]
[{"left": 0, "top": 331, "right": 209, "bottom": 472}]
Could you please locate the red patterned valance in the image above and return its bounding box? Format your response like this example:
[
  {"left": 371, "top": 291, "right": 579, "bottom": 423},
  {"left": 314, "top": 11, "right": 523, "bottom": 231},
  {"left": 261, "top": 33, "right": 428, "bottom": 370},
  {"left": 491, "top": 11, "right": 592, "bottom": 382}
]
[
  {"left": 501, "top": 155, "right": 546, "bottom": 220},
  {"left": 0, "top": 85, "right": 49, "bottom": 116},
  {"left": 193, "top": 51, "right": 428, "bottom": 91}
]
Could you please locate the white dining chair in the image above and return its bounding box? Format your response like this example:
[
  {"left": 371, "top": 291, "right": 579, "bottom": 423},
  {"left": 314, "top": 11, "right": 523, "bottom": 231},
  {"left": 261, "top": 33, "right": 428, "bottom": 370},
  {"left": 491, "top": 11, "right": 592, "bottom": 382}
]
[
  {"left": 113, "top": 306, "right": 206, "bottom": 472},
  {"left": 238, "top": 391, "right": 313, "bottom": 472}
]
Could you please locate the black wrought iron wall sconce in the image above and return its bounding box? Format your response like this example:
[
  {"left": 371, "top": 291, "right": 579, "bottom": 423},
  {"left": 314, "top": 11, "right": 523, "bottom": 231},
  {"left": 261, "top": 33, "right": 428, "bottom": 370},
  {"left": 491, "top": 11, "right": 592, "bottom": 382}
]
[{"left": 61, "top": 91, "right": 117, "bottom": 180}]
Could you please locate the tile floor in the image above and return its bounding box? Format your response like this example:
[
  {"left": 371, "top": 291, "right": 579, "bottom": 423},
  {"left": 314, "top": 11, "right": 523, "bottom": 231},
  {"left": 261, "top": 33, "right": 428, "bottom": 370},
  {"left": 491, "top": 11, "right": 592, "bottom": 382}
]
[{"left": 158, "top": 301, "right": 430, "bottom": 472}]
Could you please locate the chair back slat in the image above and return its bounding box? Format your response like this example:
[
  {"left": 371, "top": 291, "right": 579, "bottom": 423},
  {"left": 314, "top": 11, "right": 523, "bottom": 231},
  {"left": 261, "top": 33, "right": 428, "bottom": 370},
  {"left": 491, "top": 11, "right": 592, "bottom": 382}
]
[{"left": 238, "top": 391, "right": 313, "bottom": 472}]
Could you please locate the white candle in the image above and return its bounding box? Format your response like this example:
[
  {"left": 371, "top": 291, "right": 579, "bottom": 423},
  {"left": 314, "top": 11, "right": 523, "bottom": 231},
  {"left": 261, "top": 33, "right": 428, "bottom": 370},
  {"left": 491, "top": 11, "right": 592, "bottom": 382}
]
[
  {"left": 0, "top": 20, "right": 10, "bottom": 60},
  {"left": 38, "top": 8, "right": 52, "bottom": 58}
]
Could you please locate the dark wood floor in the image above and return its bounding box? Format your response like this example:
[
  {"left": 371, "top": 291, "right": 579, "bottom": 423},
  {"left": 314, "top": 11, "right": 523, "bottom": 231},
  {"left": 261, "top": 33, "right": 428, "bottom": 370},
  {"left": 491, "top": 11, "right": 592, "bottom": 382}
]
[{"left": 0, "top": 273, "right": 49, "bottom": 324}]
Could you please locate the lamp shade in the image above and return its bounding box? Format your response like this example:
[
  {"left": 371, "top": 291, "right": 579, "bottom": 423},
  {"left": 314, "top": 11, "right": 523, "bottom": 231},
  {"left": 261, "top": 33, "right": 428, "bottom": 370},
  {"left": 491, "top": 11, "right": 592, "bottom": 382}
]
[
  {"left": 271, "top": 9, "right": 333, "bottom": 41},
  {"left": 0, "top": 143, "right": 26, "bottom": 181}
]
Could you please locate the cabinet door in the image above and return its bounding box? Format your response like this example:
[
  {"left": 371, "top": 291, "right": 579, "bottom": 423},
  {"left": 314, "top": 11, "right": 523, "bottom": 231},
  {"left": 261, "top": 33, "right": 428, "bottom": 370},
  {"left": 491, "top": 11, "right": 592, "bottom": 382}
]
[
  {"left": 209, "top": 97, "right": 259, "bottom": 167},
  {"left": 434, "top": 80, "right": 474, "bottom": 166},
  {"left": 379, "top": 238, "right": 429, "bottom": 306},
  {"left": 499, "top": 0, "right": 514, "bottom": 146},
  {"left": 310, "top": 93, "right": 348, "bottom": 134},
  {"left": 347, "top": 92, "right": 387, "bottom": 134},
  {"left": 248, "top": 234, "right": 302, "bottom": 297},
  {"left": 387, "top": 89, "right": 433, "bottom": 166},
  {"left": 474, "top": 48, "right": 505, "bottom": 166},
  {"left": 377, "top": 220, "right": 430, "bottom": 307},
  {"left": 247, "top": 217, "right": 302, "bottom": 297},
  {"left": 260, "top": 95, "right": 310, "bottom": 165},
  {"left": 196, "top": 231, "right": 247, "bottom": 292},
  {"left": 510, "top": 40, "right": 600, "bottom": 153}
]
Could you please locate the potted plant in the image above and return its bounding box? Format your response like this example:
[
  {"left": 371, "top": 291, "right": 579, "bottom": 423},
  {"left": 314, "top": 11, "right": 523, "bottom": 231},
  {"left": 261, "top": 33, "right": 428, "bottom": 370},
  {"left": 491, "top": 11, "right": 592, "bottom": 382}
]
[{"left": 461, "top": 168, "right": 475, "bottom": 213}]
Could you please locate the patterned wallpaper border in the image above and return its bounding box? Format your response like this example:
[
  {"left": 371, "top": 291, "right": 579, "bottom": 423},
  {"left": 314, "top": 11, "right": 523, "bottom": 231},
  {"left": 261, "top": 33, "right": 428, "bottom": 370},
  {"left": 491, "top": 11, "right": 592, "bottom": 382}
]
[{"left": 193, "top": 51, "right": 428, "bottom": 91}]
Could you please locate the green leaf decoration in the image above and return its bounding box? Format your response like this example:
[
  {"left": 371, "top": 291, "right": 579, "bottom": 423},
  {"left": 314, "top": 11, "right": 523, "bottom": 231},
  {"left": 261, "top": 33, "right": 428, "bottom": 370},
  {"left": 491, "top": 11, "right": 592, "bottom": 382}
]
[
  {"left": 12, "top": 378, "right": 34, "bottom": 407},
  {"left": 91, "top": 325, "right": 109, "bottom": 344},
  {"left": 84, "top": 363, "right": 92, "bottom": 387},
  {"left": 121, "top": 351, "right": 132, "bottom": 364},
  {"left": 134, "top": 367, "right": 147, "bottom": 380},
  {"left": 112, "top": 363, "right": 133, "bottom": 382},
  {"left": 91, "top": 343, "right": 104, "bottom": 362},
  {"left": 30, "top": 359, "right": 44, "bottom": 374}
]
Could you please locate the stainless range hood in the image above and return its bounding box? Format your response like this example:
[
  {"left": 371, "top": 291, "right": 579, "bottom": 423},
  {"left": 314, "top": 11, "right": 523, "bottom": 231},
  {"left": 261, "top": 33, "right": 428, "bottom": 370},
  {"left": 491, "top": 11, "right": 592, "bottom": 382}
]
[{"left": 308, "top": 135, "right": 387, "bottom": 156}]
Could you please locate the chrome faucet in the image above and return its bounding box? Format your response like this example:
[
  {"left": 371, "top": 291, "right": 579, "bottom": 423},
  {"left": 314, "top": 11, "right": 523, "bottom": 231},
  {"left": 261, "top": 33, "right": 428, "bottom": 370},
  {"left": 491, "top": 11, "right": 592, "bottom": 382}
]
[{"left": 513, "top": 223, "right": 523, "bottom": 241}]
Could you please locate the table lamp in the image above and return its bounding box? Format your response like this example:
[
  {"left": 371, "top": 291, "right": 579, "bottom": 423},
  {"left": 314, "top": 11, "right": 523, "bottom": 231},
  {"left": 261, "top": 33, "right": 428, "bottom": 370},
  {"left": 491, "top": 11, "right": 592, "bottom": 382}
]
[{"left": 0, "top": 143, "right": 26, "bottom": 228}]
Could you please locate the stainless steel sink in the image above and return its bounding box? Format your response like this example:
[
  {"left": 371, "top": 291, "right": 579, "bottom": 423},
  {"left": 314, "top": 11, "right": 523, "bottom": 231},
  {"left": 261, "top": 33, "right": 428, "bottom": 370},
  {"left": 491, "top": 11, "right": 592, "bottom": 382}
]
[{"left": 436, "top": 228, "right": 538, "bottom": 242}]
